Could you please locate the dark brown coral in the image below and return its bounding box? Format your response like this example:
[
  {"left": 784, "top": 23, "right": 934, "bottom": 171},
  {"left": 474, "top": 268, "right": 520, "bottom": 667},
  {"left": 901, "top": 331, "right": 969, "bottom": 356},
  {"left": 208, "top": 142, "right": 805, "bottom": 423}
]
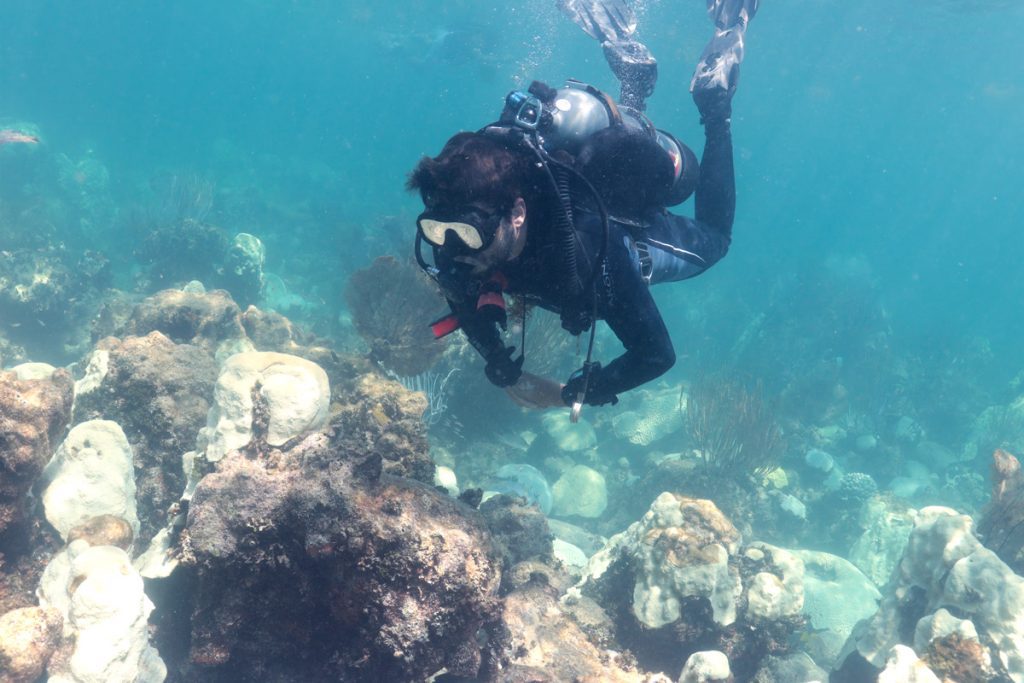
[
  {"left": 977, "top": 448, "right": 1024, "bottom": 575},
  {"left": 0, "top": 369, "right": 73, "bottom": 536},
  {"left": 179, "top": 431, "right": 506, "bottom": 682},
  {"left": 344, "top": 256, "right": 448, "bottom": 376},
  {"left": 123, "top": 288, "right": 245, "bottom": 350},
  {"left": 329, "top": 372, "right": 434, "bottom": 483}
]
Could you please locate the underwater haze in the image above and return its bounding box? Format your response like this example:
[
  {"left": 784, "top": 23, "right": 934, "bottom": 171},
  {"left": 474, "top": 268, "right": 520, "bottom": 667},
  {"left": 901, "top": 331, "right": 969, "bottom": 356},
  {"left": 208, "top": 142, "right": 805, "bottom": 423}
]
[{"left": 3, "top": 0, "right": 1024, "bottom": 681}]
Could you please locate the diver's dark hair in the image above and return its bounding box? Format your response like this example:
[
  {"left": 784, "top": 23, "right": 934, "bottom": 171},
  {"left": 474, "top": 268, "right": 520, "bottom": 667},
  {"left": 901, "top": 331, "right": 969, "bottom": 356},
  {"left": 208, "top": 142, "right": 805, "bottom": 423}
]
[{"left": 406, "top": 132, "right": 537, "bottom": 212}]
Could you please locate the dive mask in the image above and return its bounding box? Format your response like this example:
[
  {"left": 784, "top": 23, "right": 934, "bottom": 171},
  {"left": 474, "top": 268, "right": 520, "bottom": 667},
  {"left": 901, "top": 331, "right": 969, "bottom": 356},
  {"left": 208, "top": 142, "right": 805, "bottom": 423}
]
[{"left": 417, "top": 205, "right": 504, "bottom": 252}]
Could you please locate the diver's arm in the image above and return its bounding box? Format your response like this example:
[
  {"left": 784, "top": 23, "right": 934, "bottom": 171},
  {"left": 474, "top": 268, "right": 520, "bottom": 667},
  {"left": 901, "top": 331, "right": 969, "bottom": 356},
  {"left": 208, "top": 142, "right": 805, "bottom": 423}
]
[
  {"left": 561, "top": 245, "right": 675, "bottom": 406},
  {"left": 447, "top": 296, "right": 523, "bottom": 387},
  {"left": 693, "top": 115, "right": 735, "bottom": 243}
]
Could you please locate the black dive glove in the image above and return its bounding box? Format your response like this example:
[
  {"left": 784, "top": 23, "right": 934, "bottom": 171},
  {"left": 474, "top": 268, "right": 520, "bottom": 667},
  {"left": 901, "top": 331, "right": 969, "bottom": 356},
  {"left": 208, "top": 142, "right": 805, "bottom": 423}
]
[
  {"left": 561, "top": 362, "right": 619, "bottom": 407},
  {"left": 485, "top": 346, "right": 524, "bottom": 388}
]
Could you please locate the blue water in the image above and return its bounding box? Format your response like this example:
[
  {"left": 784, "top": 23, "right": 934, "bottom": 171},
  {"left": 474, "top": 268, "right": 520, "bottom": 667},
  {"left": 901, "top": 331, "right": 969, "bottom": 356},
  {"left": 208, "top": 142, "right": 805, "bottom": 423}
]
[
  {"left": 2, "top": 0, "right": 1021, "bottom": 422},
  {"left": 5, "top": 0, "right": 1020, "bottom": 346}
]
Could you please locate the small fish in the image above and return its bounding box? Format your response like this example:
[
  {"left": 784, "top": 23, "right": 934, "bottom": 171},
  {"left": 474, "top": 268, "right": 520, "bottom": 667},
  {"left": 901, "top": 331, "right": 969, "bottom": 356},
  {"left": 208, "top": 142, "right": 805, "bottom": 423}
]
[{"left": 0, "top": 129, "right": 39, "bottom": 146}]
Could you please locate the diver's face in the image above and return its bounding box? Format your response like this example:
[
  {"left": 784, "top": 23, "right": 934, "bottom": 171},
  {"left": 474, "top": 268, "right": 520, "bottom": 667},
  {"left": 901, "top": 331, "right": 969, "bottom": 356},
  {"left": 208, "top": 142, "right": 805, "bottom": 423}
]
[{"left": 454, "top": 198, "right": 527, "bottom": 276}]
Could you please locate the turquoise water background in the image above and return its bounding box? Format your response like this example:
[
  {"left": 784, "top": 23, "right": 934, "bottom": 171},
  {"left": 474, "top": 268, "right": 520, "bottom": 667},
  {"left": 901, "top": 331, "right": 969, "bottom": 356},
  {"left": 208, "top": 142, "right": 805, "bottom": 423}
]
[{"left": 2, "top": 0, "right": 1022, "bottom": 386}]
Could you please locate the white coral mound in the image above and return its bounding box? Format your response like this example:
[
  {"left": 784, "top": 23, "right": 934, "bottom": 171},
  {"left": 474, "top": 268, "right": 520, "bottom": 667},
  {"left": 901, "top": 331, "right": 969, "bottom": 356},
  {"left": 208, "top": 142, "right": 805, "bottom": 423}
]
[
  {"left": 40, "top": 541, "right": 166, "bottom": 683},
  {"left": 41, "top": 420, "right": 139, "bottom": 540},
  {"left": 200, "top": 351, "right": 330, "bottom": 462},
  {"left": 581, "top": 492, "right": 742, "bottom": 628}
]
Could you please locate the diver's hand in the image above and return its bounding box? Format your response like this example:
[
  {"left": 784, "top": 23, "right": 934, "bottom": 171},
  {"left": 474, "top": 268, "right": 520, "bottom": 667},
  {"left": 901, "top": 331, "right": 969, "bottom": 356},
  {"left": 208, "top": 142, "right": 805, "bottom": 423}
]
[{"left": 505, "top": 372, "right": 566, "bottom": 410}]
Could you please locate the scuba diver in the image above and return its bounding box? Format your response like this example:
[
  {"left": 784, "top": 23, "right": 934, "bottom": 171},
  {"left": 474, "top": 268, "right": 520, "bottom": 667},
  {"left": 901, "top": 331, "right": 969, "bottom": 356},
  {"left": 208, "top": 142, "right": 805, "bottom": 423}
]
[{"left": 408, "top": 0, "right": 758, "bottom": 419}]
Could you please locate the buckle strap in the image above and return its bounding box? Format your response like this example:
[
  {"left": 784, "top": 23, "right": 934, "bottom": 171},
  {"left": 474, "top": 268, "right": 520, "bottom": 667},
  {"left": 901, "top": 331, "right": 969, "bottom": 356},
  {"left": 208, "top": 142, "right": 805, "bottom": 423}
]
[{"left": 635, "top": 240, "right": 653, "bottom": 284}]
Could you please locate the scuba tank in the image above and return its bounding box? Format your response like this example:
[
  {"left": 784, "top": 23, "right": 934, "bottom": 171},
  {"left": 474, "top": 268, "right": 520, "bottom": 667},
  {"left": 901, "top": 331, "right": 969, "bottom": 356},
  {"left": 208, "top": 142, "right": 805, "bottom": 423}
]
[{"left": 501, "top": 80, "right": 700, "bottom": 214}]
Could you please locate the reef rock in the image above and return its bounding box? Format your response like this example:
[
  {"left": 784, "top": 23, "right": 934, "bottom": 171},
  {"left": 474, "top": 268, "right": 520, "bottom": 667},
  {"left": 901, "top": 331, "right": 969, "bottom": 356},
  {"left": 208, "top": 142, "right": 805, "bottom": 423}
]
[
  {"left": 678, "top": 650, "right": 731, "bottom": 683},
  {"left": 551, "top": 464, "right": 608, "bottom": 519},
  {"left": 853, "top": 506, "right": 1024, "bottom": 682},
  {"left": 849, "top": 495, "right": 917, "bottom": 587},
  {"left": 479, "top": 494, "right": 553, "bottom": 574},
  {"left": 574, "top": 493, "right": 802, "bottom": 679},
  {"left": 329, "top": 372, "right": 433, "bottom": 483},
  {"left": 541, "top": 411, "right": 597, "bottom": 452},
  {"left": 37, "top": 540, "right": 166, "bottom": 683},
  {"left": 179, "top": 431, "right": 505, "bottom": 681},
  {"left": 591, "top": 493, "right": 743, "bottom": 628},
  {"left": 977, "top": 448, "right": 1024, "bottom": 575},
  {"left": 39, "top": 420, "right": 139, "bottom": 542},
  {"left": 612, "top": 384, "right": 683, "bottom": 447},
  {"left": 123, "top": 288, "right": 245, "bottom": 353},
  {"left": 877, "top": 645, "right": 941, "bottom": 683},
  {"left": 220, "top": 232, "right": 264, "bottom": 307},
  {"left": 198, "top": 351, "right": 329, "bottom": 463},
  {"left": 72, "top": 332, "right": 217, "bottom": 544},
  {"left": 502, "top": 577, "right": 667, "bottom": 682},
  {"left": 791, "top": 548, "right": 880, "bottom": 669},
  {"left": 0, "top": 605, "right": 63, "bottom": 683},
  {"left": 0, "top": 369, "right": 73, "bottom": 536}
]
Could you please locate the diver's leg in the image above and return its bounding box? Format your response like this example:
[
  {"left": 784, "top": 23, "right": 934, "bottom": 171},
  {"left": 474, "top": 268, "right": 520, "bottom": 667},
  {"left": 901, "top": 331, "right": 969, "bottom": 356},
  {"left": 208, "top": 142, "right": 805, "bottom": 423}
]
[
  {"left": 685, "top": 0, "right": 758, "bottom": 250},
  {"left": 557, "top": 0, "right": 657, "bottom": 110}
]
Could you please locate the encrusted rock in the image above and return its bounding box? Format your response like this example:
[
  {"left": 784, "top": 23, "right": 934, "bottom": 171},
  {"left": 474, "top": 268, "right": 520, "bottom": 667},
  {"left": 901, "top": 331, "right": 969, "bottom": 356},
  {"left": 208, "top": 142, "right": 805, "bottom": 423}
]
[
  {"left": 329, "top": 372, "right": 433, "bottom": 483},
  {"left": 977, "top": 449, "right": 1024, "bottom": 575},
  {"left": 66, "top": 514, "right": 134, "bottom": 551},
  {"left": 0, "top": 606, "right": 63, "bottom": 683},
  {"left": 179, "top": 433, "right": 505, "bottom": 681},
  {"left": 123, "top": 288, "right": 245, "bottom": 352},
  {"left": 574, "top": 494, "right": 799, "bottom": 678},
  {"left": 0, "top": 369, "right": 74, "bottom": 535},
  {"left": 73, "top": 332, "right": 217, "bottom": 544},
  {"left": 479, "top": 494, "right": 553, "bottom": 574},
  {"left": 240, "top": 305, "right": 307, "bottom": 353},
  {"left": 503, "top": 579, "right": 664, "bottom": 682}
]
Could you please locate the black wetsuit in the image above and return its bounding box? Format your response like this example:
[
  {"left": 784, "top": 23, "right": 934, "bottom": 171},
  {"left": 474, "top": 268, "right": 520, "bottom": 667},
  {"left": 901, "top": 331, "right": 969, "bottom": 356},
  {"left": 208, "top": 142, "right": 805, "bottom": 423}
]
[{"left": 435, "top": 118, "right": 735, "bottom": 406}]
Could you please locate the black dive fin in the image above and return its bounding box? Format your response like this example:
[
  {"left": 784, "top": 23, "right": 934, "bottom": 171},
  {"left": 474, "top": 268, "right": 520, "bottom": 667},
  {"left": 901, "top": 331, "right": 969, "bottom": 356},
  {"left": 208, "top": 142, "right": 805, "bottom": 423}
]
[
  {"left": 557, "top": 0, "right": 637, "bottom": 43},
  {"left": 705, "top": 0, "right": 759, "bottom": 31}
]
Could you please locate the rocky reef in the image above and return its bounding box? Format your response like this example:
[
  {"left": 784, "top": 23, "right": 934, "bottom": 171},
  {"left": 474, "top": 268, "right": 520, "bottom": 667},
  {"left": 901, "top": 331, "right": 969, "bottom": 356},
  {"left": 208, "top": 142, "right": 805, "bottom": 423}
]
[{"left": 3, "top": 268, "right": 1024, "bottom": 683}]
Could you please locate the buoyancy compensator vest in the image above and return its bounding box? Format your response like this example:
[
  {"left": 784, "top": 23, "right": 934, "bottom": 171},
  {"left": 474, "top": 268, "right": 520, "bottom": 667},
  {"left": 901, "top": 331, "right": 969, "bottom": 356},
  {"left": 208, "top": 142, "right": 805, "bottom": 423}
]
[{"left": 498, "top": 80, "right": 699, "bottom": 220}]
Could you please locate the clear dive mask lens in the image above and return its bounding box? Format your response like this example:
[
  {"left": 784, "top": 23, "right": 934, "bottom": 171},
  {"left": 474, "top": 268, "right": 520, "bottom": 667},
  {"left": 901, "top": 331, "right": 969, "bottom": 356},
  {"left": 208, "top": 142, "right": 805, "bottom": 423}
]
[
  {"left": 418, "top": 218, "right": 485, "bottom": 249},
  {"left": 417, "top": 207, "right": 502, "bottom": 252}
]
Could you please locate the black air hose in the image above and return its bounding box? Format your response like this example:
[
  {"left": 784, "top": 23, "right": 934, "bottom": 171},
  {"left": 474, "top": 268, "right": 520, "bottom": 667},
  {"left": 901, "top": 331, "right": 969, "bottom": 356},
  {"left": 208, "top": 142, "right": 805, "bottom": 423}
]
[{"left": 553, "top": 164, "right": 584, "bottom": 302}]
